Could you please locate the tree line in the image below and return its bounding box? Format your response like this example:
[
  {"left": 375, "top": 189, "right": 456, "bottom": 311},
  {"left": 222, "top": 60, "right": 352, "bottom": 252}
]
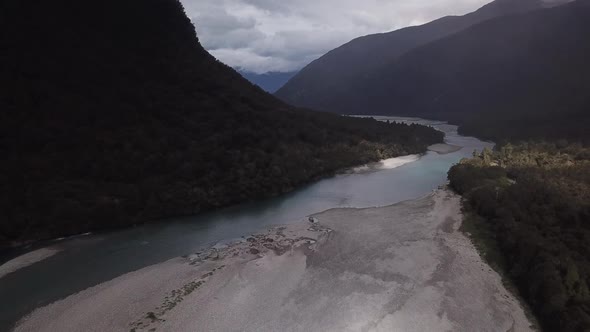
[{"left": 448, "top": 142, "right": 590, "bottom": 331}]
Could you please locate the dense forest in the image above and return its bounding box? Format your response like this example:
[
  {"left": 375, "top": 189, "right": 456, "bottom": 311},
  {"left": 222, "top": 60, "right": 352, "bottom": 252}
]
[
  {"left": 448, "top": 143, "right": 590, "bottom": 331},
  {"left": 0, "top": 0, "right": 443, "bottom": 248}
]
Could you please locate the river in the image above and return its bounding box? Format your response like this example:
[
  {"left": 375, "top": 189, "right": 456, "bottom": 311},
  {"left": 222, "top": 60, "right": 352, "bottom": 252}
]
[{"left": 0, "top": 117, "right": 492, "bottom": 331}]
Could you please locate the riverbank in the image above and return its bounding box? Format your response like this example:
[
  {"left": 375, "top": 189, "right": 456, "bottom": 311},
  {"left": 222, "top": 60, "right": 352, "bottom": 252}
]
[
  {"left": 0, "top": 247, "right": 61, "bottom": 279},
  {"left": 14, "top": 189, "right": 532, "bottom": 332},
  {"left": 0, "top": 145, "right": 435, "bottom": 254}
]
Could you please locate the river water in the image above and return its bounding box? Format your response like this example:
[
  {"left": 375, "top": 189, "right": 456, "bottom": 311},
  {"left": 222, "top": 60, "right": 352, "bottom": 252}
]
[{"left": 0, "top": 117, "right": 492, "bottom": 330}]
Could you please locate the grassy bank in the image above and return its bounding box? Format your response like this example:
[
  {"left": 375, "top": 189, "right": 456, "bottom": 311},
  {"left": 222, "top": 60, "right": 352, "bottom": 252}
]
[{"left": 459, "top": 209, "right": 540, "bottom": 330}]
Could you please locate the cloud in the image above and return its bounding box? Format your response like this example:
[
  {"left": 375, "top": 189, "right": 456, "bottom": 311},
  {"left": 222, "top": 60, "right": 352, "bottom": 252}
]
[{"left": 181, "top": 0, "right": 490, "bottom": 74}]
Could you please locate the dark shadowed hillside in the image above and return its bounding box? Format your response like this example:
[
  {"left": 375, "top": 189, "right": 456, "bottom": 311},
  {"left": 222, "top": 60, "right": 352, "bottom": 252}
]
[
  {"left": 362, "top": 0, "right": 590, "bottom": 141},
  {"left": 0, "top": 0, "right": 443, "bottom": 247},
  {"left": 275, "top": 0, "right": 547, "bottom": 112}
]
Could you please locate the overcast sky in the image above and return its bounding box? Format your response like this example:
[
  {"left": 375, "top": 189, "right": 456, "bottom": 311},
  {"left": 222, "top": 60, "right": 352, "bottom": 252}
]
[{"left": 181, "top": 0, "right": 491, "bottom": 74}]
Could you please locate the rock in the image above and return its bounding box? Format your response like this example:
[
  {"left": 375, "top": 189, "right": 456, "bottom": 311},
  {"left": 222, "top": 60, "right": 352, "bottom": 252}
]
[
  {"left": 207, "top": 249, "right": 219, "bottom": 260},
  {"left": 249, "top": 248, "right": 260, "bottom": 255},
  {"left": 308, "top": 217, "right": 318, "bottom": 223},
  {"left": 279, "top": 239, "right": 293, "bottom": 247}
]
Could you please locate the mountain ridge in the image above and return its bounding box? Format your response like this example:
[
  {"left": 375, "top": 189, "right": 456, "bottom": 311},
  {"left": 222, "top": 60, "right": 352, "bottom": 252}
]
[
  {"left": 239, "top": 71, "right": 297, "bottom": 93},
  {"left": 275, "top": 0, "right": 548, "bottom": 111},
  {"left": 357, "top": 0, "right": 590, "bottom": 141}
]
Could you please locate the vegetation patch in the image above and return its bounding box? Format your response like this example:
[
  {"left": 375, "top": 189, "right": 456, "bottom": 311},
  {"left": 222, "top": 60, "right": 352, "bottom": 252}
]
[
  {"left": 459, "top": 212, "right": 506, "bottom": 273},
  {"left": 449, "top": 142, "right": 590, "bottom": 331}
]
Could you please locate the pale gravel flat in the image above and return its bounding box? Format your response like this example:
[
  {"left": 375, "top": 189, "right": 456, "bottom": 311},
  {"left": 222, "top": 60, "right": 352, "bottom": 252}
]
[
  {"left": 14, "top": 190, "right": 533, "bottom": 332},
  {"left": 0, "top": 247, "right": 61, "bottom": 279}
]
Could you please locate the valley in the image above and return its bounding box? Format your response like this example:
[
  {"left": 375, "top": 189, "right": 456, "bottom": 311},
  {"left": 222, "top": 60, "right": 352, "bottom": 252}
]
[{"left": 1, "top": 0, "right": 589, "bottom": 331}]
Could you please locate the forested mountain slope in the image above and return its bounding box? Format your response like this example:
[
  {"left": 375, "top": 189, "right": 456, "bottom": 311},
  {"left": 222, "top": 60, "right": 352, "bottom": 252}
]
[
  {"left": 275, "top": 0, "right": 547, "bottom": 112},
  {"left": 361, "top": 0, "right": 590, "bottom": 141},
  {"left": 0, "top": 0, "right": 442, "bottom": 247}
]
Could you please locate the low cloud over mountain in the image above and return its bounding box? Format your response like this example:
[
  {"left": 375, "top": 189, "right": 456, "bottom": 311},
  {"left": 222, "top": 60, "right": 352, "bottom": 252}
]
[{"left": 182, "top": 0, "right": 491, "bottom": 73}]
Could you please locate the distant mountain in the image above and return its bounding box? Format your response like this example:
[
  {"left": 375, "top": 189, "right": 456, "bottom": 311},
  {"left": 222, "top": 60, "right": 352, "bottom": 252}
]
[
  {"left": 239, "top": 71, "right": 297, "bottom": 93},
  {"left": 0, "top": 0, "right": 442, "bottom": 246},
  {"left": 359, "top": 0, "right": 590, "bottom": 141},
  {"left": 275, "top": 0, "right": 548, "bottom": 112}
]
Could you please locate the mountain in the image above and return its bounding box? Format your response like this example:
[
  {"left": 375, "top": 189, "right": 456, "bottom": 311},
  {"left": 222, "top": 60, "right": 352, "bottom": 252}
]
[
  {"left": 275, "top": 0, "right": 549, "bottom": 112},
  {"left": 239, "top": 71, "right": 297, "bottom": 93},
  {"left": 359, "top": 0, "right": 590, "bottom": 141},
  {"left": 0, "top": 0, "right": 442, "bottom": 246}
]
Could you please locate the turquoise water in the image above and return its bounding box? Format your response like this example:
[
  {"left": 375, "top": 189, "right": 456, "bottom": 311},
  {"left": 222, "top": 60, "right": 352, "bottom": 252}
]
[{"left": 0, "top": 117, "right": 492, "bottom": 330}]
